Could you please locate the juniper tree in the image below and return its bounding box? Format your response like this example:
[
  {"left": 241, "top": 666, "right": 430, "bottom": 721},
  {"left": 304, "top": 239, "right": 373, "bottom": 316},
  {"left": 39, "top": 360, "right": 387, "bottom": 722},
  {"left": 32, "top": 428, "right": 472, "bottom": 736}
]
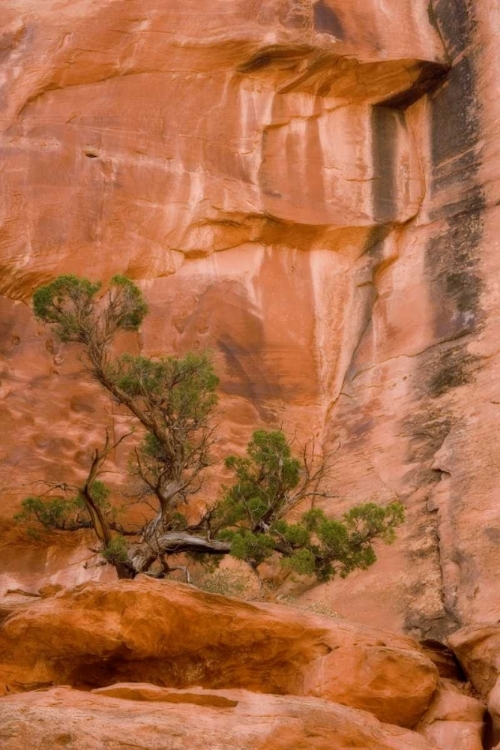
[
  {"left": 22, "top": 274, "right": 405, "bottom": 583},
  {"left": 212, "top": 429, "right": 405, "bottom": 583},
  {"left": 33, "top": 277, "right": 218, "bottom": 512}
]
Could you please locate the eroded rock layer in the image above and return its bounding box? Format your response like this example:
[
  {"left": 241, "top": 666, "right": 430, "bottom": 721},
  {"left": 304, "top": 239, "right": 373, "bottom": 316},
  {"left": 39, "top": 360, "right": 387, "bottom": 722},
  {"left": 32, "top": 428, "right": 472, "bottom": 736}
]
[
  {"left": 0, "top": 0, "right": 499, "bottom": 642},
  {"left": 0, "top": 686, "right": 439, "bottom": 750},
  {"left": 0, "top": 578, "right": 438, "bottom": 728}
]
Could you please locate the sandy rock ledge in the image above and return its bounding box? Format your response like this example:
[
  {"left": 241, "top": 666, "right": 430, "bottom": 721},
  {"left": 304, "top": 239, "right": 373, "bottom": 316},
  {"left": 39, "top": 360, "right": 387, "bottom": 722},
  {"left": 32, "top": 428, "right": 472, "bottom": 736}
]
[
  {"left": 0, "top": 684, "right": 440, "bottom": 750},
  {"left": 0, "top": 578, "right": 438, "bottom": 728}
]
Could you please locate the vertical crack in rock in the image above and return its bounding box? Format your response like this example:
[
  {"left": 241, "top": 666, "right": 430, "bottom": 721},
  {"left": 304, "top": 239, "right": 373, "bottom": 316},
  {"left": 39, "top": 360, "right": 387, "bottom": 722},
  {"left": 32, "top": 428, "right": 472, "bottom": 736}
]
[
  {"left": 404, "top": 0, "right": 486, "bottom": 638},
  {"left": 427, "top": 465, "right": 462, "bottom": 629},
  {"left": 402, "top": 405, "right": 456, "bottom": 638}
]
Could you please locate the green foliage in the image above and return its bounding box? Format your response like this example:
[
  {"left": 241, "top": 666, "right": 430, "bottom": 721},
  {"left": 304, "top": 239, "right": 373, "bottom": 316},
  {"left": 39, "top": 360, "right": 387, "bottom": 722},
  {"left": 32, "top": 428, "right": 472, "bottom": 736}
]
[
  {"left": 33, "top": 275, "right": 102, "bottom": 321},
  {"left": 31, "top": 274, "right": 217, "bottom": 535},
  {"left": 33, "top": 274, "right": 148, "bottom": 344},
  {"left": 302, "top": 507, "right": 326, "bottom": 531},
  {"left": 15, "top": 481, "right": 113, "bottom": 533},
  {"left": 33, "top": 275, "right": 102, "bottom": 342},
  {"left": 28, "top": 274, "right": 404, "bottom": 587},
  {"left": 343, "top": 502, "right": 405, "bottom": 543},
  {"left": 215, "top": 430, "right": 301, "bottom": 531},
  {"left": 113, "top": 351, "right": 218, "bottom": 424},
  {"left": 273, "top": 520, "right": 309, "bottom": 547},
  {"left": 102, "top": 535, "right": 129, "bottom": 564},
  {"left": 225, "top": 529, "right": 275, "bottom": 567},
  {"left": 29, "top": 273, "right": 222, "bottom": 574},
  {"left": 215, "top": 429, "right": 405, "bottom": 582},
  {"left": 14, "top": 495, "right": 83, "bottom": 531},
  {"left": 275, "top": 503, "right": 405, "bottom": 582},
  {"left": 122, "top": 351, "right": 220, "bottom": 517},
  {"left": 281, "top": 547, "right": 317, "bottom": 576},
  {"left": 109, "top": 275, "right": 149, "bottom": 330}
]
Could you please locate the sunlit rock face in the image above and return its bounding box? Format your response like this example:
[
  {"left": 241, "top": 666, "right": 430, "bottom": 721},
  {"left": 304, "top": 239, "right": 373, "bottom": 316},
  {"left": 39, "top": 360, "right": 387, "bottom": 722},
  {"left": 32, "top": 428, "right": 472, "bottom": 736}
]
[
  {"left": 0, "top": 579, "right": 439, "bottom": 727},
  {"left": 1, "top": 0, "right": 443, "bottom": 296},
  {"left": 0, "top": 686, "right": 439, "bottom": 750},
  {"left": 0, "top": 0, "right": 498, "bottom": 640}
]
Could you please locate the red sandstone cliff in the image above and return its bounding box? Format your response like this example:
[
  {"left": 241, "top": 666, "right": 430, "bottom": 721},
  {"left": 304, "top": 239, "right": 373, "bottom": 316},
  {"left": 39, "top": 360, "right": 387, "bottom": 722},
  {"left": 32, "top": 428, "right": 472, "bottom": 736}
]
[
  {"left": 3, "top": 2, "right": 500, "bottom": 748},
  {"left": 0, "top": 0, "right": 499, "bottom": 643}
]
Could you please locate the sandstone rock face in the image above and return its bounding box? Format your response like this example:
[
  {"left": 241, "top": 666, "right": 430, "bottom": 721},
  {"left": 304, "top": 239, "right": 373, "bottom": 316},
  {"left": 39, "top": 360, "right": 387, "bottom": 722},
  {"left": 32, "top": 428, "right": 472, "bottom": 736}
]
[
  {"left": 0, "top": 685, "right": 440, "bottom": 750},
  {"left": 0, "top": 0, "right": 445, "bottom": 299},
  {"left": 416, "top": 681, "right": 485, "bottom": 750},
  {"left": 422, "top": 723, "right": 484, "bottom": 750},
  {"left": 448, "top": 626, "right": 500, "bottom": 699},
  {"left": 448, "top": 624, "right": 500, "bottom": 746},
  {"left": 297, "top": 0, "right": 500, "bottom": 638},
  {"left": 0, "top": 578, "right": 438, "bottom": 727},
  {"left": 0, "top": 0, "right": 447, "bottom": 599},
  {"left": 1, "top": 0, "right": 500, "bottom": 645}
]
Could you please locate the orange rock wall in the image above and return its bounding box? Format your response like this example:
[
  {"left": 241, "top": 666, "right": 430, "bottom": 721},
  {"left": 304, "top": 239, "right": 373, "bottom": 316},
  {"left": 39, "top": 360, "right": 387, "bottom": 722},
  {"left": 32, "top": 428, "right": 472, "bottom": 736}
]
[
  {"left": 312, "top": 0, "right": 500, "bottom": 638},
  {"left": 0, "top": 0, "right": 498, "bottom": 638}
]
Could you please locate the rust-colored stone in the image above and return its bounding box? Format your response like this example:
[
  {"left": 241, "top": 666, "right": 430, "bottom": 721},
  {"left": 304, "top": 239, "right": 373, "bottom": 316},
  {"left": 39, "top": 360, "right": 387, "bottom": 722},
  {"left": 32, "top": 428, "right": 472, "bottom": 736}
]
[
  {"left": 0, "top": 685, "right": 440, "bottom": 750},
  {"left": 0, "top": 578, "right": 438, "bottom": 728},
  {"left": 1, "top": 0, "right": 500, "bottom": 653},
  {"left": 0, "top": 0, "right": 451, "bottom": 613},
  {"left": 417, "top": 680, "right": 485, "bottom": 750}
]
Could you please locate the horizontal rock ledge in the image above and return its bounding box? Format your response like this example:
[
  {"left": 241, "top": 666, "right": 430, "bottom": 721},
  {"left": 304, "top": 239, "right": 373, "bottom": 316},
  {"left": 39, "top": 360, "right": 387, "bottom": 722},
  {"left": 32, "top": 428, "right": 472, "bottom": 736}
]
[
  {"left": 0, "top": 577, "right": 438, "bottom": 728},
  {"left": 0, "top": 684, "right": 440, "bottom": 750}
]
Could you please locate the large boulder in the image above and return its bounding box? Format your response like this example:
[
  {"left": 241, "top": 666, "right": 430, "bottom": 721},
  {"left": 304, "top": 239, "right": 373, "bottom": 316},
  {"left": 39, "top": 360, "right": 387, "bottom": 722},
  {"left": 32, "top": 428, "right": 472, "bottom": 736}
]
[
  {"left": 416, "top": 681, "right": 485, "bottom": 750},
  {"left": 448, "top": 624, "right": 500, "bottom": 697},
  {"left": 448, "top": 624, "right": 500, "bottom": 745},
  {"left": 0, "top": 578, "right": 438, "bottom": 727},
  {"left": 0, "top": 684, "right": 439, "bottom": 750}
]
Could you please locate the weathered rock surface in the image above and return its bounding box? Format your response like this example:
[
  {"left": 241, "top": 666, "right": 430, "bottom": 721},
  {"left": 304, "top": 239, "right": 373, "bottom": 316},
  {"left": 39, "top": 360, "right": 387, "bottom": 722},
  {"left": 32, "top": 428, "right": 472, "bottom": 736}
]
[
  {"left": 0, "top": 0, "right": 450, "bottom": 621},
  {"left": 0, "top": 578, "right": 438, "bottom": 728},
  {"left": 448, "top": 624, "right": 500, "bottom": 746},
  {"left": 422, "top": 722, "right": 484, "bottom": 750},
  {"left": 416, "top": 681, "right": 485, "bottom": 750},
  {"left": 0, "top": 684, "right": 439, "bottom": 750},
  {"left": 1, "top": 0, "right": 500, "bottom": 655},
  {"left": 448, "top": 625, "right": 500, "bottom": 699},
  {"left": 0, "top": 0, "right": 445, "bottom": 298},
  {"left": 299, "top": 0, "right": 500, "bottom": 639}
]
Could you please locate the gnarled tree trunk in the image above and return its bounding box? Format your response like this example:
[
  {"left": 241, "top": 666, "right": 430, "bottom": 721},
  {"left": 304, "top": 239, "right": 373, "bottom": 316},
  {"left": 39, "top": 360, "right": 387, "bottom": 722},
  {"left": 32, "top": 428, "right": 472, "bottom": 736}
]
[{"left": 127, "top": 533, "right": 231, "bottom": 577}]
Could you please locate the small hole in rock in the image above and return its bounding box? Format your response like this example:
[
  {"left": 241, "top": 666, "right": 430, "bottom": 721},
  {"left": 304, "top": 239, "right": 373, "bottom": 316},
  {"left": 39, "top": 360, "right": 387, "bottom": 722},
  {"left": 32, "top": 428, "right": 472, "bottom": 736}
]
[{"left": 84, "top": 150, "right": 99, "bottom": 159}]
